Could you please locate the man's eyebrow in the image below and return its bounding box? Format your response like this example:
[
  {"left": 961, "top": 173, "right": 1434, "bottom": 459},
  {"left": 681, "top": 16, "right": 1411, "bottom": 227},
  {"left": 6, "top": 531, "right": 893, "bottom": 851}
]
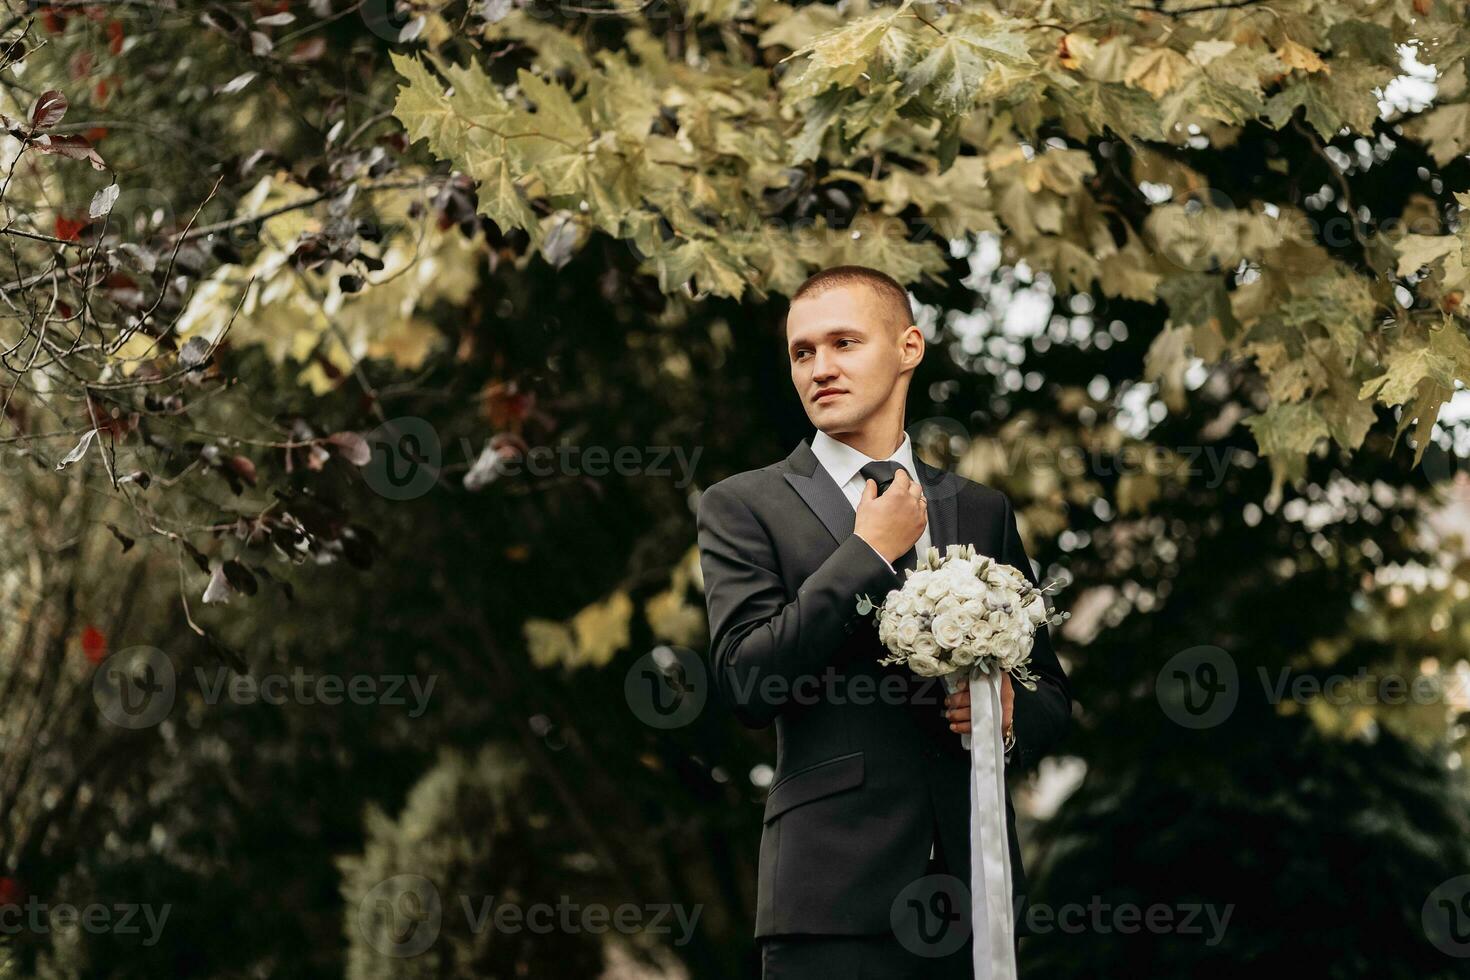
[{"left": 788, "top": 325, "right": 866, "bottom": 350}]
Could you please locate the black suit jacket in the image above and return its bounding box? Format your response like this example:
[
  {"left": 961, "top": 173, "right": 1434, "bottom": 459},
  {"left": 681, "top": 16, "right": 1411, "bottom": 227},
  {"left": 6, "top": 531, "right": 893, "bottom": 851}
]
[{"left": 695, "top": 435, "right": 1072, "bottom": 938}]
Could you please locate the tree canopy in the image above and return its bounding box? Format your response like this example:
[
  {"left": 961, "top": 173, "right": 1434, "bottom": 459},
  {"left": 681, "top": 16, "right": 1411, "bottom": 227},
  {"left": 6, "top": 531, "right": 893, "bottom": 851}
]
[{"left": 2, "top": 1, "right": 1469, "bottom": 977}]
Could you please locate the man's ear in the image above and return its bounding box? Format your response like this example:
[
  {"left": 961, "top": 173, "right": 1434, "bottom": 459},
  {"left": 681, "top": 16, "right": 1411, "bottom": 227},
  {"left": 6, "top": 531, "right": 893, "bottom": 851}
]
[{"left": 901, "top": 323, "right": 924, "bottom": 368}]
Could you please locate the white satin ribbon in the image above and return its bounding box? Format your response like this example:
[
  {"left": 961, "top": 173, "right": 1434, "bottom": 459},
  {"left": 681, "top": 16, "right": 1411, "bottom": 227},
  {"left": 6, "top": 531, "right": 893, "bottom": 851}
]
[{"left": 943, "top": 667, "right": 1016, "bottom": 979}]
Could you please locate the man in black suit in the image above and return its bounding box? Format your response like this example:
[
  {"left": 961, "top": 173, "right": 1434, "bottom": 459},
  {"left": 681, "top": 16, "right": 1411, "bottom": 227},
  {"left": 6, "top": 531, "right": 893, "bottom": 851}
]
[{"left": 695, "top": 265, "right": 1072, "bottom": 978}]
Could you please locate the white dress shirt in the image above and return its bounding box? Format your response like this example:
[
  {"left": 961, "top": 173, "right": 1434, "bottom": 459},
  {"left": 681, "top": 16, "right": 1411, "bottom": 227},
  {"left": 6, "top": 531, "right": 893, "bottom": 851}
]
[
  {"left": 810, "top": 428, "right": 932, "bottom": 568},
  {"left": 810, "top": 428, "right": 940, "bottom": 860}
]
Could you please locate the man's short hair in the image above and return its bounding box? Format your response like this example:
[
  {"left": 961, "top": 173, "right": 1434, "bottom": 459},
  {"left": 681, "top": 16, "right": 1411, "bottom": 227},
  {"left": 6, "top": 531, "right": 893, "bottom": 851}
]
[{"left": 788, "top": 265, "right": 915, "bottom": 338}]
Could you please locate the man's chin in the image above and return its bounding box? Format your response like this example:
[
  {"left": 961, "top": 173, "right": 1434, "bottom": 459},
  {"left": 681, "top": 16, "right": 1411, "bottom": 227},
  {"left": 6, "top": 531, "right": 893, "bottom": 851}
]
[{"left": 808, "top": 405, "right": 864, "bottom": 432}]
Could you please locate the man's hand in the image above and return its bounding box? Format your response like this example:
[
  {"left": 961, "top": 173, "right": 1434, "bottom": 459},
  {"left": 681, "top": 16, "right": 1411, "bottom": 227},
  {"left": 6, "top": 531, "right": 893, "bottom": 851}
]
[
  {"left": 944, "top": 673, "right": 1014, "bottom": 735},
  {"left": 853, "top": 469, "right": 926, "bottom": 564}
]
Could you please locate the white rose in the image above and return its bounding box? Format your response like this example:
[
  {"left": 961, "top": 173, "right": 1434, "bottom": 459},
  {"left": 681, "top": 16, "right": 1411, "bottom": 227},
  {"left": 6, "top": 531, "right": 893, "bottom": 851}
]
[
  {"left": 949, "top": 607, "right": 977, "bottom": 640},
  {"left": 997, "top": 566, "right": 1028, "bottom": 592},
  {"left": 996, "top": 625, "right": 1031, "bottom": 667},
  {"left": 912, "top": 632, "right": 942, "bottom": 660},
  {"left": 931, "top": 610, "right": 970, "bottom": 650},
  {"left": 895, "top": 616, "right": 923, "bottom": 649},
  {"left": 990, "top": 634, "right": 1018, "bottom": 666},
  {"left": 948, "top": 574, "right": 983, "bottom": 600},
  {"left": 909, "top": 652, "right": 943, "bottom": 676},
  {"left": 1023, "top": 595, "right": 1047, "bottom": 626}
]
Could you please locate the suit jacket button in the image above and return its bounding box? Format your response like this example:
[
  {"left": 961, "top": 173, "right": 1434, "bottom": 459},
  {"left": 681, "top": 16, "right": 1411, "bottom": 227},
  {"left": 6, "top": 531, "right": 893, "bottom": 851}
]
[{"left": 843, "top": 621, "right": 856, "bottom": 635}]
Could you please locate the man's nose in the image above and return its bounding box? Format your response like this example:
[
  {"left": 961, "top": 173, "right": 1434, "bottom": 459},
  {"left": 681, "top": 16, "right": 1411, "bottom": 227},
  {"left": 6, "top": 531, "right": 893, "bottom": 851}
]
[{"left": 811, "top": 349, "right": 837, "bottom": 383}]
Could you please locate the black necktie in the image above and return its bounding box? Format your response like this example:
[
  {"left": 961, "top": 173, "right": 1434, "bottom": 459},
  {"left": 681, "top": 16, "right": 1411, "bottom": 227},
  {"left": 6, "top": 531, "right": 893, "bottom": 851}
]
[{"left": 859, "top": 460, "right": 919, "bottom": 574}]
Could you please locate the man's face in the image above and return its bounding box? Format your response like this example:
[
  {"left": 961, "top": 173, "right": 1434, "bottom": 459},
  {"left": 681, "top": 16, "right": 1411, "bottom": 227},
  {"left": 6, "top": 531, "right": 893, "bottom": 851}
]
[{"left": 785, "top": 284, "right": 916, "bottom": 434}]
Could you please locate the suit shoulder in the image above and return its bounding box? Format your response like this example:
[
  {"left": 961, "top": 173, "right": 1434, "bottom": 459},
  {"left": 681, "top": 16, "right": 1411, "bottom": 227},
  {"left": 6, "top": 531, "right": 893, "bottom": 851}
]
[{"left": 698, "top": 461, "right": 785, "bottom": 511}]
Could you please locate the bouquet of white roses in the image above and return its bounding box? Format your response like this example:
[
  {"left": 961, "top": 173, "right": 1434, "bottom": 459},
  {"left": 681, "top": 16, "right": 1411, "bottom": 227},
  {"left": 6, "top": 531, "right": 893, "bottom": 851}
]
[
  {"left": 856, "top": 543, "right": 1063, "bottom": 700},
  {"left": 856, "top": 542, "right": 1063, "bottom": 980}
]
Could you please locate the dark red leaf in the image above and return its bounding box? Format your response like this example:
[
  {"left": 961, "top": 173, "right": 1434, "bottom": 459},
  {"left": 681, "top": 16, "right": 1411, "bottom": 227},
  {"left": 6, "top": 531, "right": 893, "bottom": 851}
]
[
  {"left": 222, "top": 560, "right": 258, "bottom": 596},
  {"left": 326, "top": 431, "right": 371, "bottom": 466},
  {"left": 54, "top": 215, "right": 87, "bottom": 242},
  {"left": 105, "top": 523, "right": 135, "bottom": 552},
  {"left": 34, "top": 134, "right": 106, "bottom": 171},
  {"left": 30, "top": 90, "right": 67, "bottom": 129},
  {"left": 80, "top": 625, "right": 108, "bottom": 664},
  {"left": 290, "top": 38, "right": 326, "bottom": 63},
  {"left": 182, "top": 539, "right": 211, "bottom": 575},
  {"left": 227, "top": 454, "right": 258, "bottom": 487},
  {"left": 0, "top": 877, "right": 24, "bottom": 907}
]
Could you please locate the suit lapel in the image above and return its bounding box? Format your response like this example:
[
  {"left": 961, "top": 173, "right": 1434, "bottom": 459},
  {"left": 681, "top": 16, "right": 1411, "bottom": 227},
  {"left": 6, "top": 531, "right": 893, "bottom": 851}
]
[
  {"left": 783, "top": 435, "right": 961, "bottom": 555},
  {"left": 783, "top": 437, "right": 856, "bottom": 547},
  {"left": 913, "top": 455, "right": 958, "bottom": 555}
]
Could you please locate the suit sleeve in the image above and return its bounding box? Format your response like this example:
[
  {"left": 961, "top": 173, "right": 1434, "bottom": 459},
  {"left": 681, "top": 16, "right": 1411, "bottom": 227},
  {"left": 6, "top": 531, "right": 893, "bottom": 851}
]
[
  {"left": 696, "top": 481, "right": 903, "bottom": 728},
  {"left": 1000, "top": 492, "right": 1073, "bottom": 774},
  {"left": 856, "top": 534, "right": 897, "bottom": 573}
]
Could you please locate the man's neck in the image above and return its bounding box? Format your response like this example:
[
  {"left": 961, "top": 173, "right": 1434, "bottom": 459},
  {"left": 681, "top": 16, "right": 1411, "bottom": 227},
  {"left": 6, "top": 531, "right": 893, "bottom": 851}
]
[{"left": 822, "top": 423, "right": 904, "bottom": 462}]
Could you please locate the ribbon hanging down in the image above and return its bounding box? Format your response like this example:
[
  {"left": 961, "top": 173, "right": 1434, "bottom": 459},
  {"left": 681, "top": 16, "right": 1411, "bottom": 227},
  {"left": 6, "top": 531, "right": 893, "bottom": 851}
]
[{"left": 943, "top": 667, "right": 1016, "bottom": 980}]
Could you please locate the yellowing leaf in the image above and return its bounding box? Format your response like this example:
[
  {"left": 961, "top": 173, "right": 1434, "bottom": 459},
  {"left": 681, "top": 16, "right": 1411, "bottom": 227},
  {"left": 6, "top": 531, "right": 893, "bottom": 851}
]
[
  {"left": 1124, "top": 47, "right": 1191, "bottom": 99},
  {"left": 570, "top": 590, "right": 634, "bottom": 669},
  {"left": 1395, "top": 234, "right": 1461, "bottom": 278},
  {"left": 1276, "top": 39, "right": 1329, "bottom": 74},
  {"left": 1405, "top": 102, "right": 1470, "bottom": 167},
  {"left": 1358, "top": 336, "right": 1458, "bottom": 407}
]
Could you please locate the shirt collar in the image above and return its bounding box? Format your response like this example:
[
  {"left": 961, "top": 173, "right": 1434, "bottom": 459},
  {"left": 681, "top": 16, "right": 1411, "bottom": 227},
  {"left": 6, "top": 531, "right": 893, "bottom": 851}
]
[{"left": 810, "top": 428, "right": 916, "bottom": 489}]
